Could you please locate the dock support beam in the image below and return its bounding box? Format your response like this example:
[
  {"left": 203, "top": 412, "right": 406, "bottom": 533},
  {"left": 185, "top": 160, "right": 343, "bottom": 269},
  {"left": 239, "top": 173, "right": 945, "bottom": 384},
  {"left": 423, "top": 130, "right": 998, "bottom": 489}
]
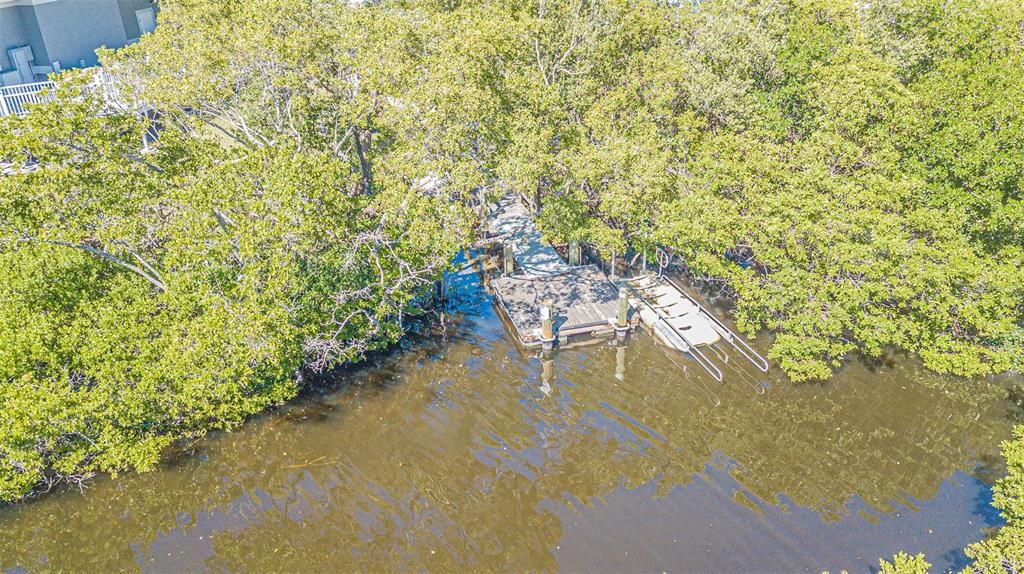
[
  {"left": 503, "top": 243, "right": 514, "bottom": 276},
  {"left": 540, "top": 300, "right": 555, "bottom": 350}
]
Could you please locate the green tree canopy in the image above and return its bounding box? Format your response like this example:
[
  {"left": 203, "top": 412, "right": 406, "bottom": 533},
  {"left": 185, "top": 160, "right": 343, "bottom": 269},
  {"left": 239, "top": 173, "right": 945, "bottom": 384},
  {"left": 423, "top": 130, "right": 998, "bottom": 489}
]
[
  {"left": 1, "top": 0, "right": 1022, "bottom": 503},
  {"left": 489, "top": 0, "right": 1024, "bottom": 381}
]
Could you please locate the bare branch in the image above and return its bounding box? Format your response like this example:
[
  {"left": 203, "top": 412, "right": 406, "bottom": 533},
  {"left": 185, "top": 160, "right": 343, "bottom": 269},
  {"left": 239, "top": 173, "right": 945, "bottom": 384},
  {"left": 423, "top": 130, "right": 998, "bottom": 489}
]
[{"left": 14, "top": 238, "right": 167, "bottom": 292}]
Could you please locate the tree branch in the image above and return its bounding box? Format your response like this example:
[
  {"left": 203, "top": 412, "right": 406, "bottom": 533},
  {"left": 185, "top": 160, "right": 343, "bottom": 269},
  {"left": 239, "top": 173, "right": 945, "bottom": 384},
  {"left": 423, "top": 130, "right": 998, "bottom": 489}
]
[{"left": 17, "top": 238, "right": 167, "bottom": 292}]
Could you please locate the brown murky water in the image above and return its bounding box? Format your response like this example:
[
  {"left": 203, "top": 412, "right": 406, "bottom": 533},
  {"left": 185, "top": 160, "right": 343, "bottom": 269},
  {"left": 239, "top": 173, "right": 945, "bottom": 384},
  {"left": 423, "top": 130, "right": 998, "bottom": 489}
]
[{"left": 0, "top": 265, "right": 1019, "bottom": 573}]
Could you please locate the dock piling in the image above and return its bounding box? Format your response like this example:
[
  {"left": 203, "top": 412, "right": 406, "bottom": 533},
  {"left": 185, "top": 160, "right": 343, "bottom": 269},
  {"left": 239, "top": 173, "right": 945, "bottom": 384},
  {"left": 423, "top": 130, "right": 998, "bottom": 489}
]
[
  {"left": 540, "top": 300, "right": 555, "bottom": 350},
  {"left": 503, "top": 243, "right": 514, "bottom": 276},
  {"left": 615, "top": 344, "right": 626, "bottom": 381},
  {"left": 540, "top": 349, "right": 555, "bottom": 395},
  {"left": 617, "top": 286, "right": 629, "bottom": 328},
  {"left": 615, "top": 285, "right": 629, "bottom": 342}
]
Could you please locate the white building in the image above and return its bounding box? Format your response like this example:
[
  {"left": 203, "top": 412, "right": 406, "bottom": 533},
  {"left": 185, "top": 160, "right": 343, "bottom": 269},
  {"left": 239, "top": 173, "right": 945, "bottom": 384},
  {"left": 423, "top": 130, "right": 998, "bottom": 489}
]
[{"left": 0, "top": 0, "right": 157, "bottom": 87}]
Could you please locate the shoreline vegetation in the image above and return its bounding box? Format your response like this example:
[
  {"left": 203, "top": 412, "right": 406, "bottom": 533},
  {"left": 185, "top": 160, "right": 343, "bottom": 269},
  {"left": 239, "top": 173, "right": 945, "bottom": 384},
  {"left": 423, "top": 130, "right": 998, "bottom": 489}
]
[{"left": 0, "top": 0, "right": 1022, "bottom": 569}]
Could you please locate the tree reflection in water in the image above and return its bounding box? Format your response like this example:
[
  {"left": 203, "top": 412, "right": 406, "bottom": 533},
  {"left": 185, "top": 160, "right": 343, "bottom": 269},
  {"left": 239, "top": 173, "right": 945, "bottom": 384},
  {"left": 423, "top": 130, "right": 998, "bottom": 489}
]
[{"left": 0, "top": 297, "right": 1015, "bottom": 572}]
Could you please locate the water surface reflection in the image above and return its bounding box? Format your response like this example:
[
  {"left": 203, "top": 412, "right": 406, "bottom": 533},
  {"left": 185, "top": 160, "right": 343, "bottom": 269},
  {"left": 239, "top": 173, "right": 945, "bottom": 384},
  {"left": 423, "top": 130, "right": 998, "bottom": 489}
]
[{"left": 0, "top": 275, "right": 1015, "bottom": 573}]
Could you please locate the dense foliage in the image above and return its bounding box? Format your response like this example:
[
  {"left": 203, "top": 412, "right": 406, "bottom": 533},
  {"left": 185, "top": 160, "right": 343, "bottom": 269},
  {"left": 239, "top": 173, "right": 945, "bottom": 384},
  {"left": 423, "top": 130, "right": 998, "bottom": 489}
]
[
  {"left": 495, "top": 0, "right": 1024, "bottom": 382},
  {"left": 1, "top": 0, "right": 1022, "bottom": 502},
  {"left": 0, "top": 0, "right": 483, "bottom": 502},
  {"left": 879, "top": 552, "right": 930, "bottom": 574}
]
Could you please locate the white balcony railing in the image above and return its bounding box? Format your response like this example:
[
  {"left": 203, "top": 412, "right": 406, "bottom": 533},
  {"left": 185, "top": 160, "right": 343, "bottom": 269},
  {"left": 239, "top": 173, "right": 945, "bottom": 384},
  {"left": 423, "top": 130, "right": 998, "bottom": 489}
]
[{"left": 0, "top": 80, "right": 57, "bottom": 118}]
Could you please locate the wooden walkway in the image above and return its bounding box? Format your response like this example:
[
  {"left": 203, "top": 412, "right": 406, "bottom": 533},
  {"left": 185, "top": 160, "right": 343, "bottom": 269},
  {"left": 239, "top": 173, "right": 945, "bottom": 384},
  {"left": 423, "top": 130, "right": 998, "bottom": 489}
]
[
  {"left": 487, "top": 195, "right": 629, "bottom": 347},
  {"left": 487, "top": 195, "right": 570, "bottom": 276}
]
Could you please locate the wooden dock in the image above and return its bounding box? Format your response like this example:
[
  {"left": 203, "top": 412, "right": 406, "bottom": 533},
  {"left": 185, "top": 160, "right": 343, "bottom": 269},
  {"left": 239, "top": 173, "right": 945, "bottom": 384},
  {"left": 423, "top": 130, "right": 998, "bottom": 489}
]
[
  {"left": 482, "top": 195, "right": 769, "bottom": 382},
  {"left": 486, "top": 195, "right": 631, "bottom": 347},
  {"left": 492, "top": 266, "right": 623, "bottom": 345}
]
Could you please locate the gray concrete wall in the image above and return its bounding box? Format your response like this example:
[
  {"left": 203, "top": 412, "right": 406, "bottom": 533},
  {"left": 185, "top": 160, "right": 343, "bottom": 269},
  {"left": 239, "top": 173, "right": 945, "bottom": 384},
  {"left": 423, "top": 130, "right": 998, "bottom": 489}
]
[
  {"left": 0, "top": 5, "right": 48, "bottom": 72},
  {"left": 33, "top": 0, "right": 128, "bottom": 69},
  {"left": 117, "top": 0, "right": 157, "bottom": 41},
  {"left": 0, "top": 6, "right": 28, "bottom": 71}
]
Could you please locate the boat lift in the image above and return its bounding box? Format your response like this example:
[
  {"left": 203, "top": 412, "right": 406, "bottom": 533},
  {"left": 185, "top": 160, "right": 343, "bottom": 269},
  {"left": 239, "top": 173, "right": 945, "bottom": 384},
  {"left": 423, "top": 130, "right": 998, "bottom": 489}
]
[{"left": 627, "top": 269, "right": 768, "bottom": 382}]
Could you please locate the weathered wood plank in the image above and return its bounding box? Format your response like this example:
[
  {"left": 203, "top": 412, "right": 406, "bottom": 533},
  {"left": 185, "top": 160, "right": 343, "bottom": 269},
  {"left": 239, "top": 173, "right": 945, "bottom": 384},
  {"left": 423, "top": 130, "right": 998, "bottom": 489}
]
[
  {"left": 491, "top": 265, "right": 627, "bottom": 346},
  {"left": 488, "top": 196, "right": 570, "bottom": 277}
]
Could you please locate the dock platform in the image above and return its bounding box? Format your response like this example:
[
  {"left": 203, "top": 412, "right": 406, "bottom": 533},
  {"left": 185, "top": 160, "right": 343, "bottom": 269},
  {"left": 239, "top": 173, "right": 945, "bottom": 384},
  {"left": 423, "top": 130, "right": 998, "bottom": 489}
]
[
  {"left": 492, "top": 266, "right": 622, "bottom": 345},
  {"left": 486, "top": 195, "right": 630, "bottom": 347},
  {"left": 482, "top": 194, "right": 769, "bottom": 382}
]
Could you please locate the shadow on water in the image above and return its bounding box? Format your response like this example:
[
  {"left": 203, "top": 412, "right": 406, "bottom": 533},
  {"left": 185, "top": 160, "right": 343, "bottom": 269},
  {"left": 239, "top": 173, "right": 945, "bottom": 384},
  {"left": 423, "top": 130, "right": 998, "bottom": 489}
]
[
  {"left": 937, "top": 475, "right": 1006, "bottom": 572},
  {"left": 0, "top": 260, "right": 1020, "bottom": 573}
]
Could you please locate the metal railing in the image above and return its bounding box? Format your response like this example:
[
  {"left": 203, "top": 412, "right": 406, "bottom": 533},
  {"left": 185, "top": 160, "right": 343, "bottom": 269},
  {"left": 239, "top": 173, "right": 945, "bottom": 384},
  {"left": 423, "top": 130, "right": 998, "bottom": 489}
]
[
  {"left": 0, "top": 80, "right": 56, "bottom": 117},
  {"left": 0, "top": 67, "right": 135, "bottom": 119}
]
